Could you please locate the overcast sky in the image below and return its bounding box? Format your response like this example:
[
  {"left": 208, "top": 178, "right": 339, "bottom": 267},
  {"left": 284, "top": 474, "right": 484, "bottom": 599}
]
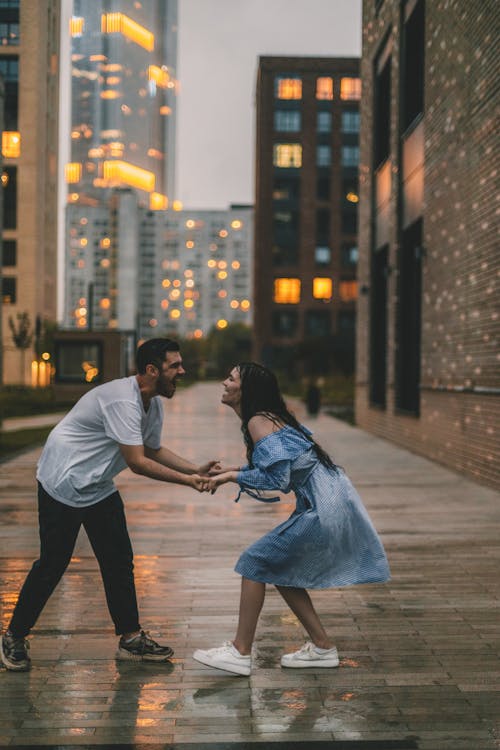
[{"left": 176, "top": 0, "right": 362, "bottom": 210}]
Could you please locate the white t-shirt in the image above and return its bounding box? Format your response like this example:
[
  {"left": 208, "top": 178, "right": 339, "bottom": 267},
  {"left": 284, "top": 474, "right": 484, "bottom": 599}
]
[{"left": 37, "top": 376, "right": 163, "bottom": 507}]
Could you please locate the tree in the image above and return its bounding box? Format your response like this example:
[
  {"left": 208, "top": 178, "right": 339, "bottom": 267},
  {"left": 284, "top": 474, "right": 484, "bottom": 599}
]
[{"left": 9, "top": 311, "right": 33, "bottom": 383}]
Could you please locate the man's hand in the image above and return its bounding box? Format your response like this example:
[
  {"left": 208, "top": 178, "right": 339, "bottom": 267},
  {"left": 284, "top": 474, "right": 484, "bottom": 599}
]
[
  {"left": 198, "top": 459, "right": 222, "bottom": 476},
  {"left": 207, "top": 464, "right": 240, "bottom": 476},
  {"left": 189, "top": 474, "right": 211, "bottom": 492}
]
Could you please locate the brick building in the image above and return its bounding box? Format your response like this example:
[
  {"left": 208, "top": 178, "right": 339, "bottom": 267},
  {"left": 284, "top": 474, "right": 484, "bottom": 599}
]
[
  {"left": 356, "top": 0, "right": 499, "bottom": 488},
  {"left": 253, "top": 56, "right": 361, "bottom": 375}
]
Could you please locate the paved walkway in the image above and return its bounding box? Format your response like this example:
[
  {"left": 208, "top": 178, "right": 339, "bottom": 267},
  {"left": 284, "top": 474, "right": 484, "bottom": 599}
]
[{"left": 0, "top": 382, "right": 499, "bottom": 749}]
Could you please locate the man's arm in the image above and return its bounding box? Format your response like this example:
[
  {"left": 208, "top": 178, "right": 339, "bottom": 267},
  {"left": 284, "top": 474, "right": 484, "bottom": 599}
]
[
  {"left": 144, "top": 445, "right": 220, "bottom": 476},
  {"left": 120, "top": 444, "right": 209, "bottom": 491}
]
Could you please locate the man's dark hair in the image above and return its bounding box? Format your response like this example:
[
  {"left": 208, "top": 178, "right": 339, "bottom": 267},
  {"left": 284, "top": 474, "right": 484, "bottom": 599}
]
[{"left": 136, "top": 338, "right": 180, "bottom": 374}]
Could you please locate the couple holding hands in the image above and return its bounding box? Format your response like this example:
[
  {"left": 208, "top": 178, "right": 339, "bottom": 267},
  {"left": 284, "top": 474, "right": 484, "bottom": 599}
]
[{"left": 1, "top": 338, "right": 390, "bottom": 677}]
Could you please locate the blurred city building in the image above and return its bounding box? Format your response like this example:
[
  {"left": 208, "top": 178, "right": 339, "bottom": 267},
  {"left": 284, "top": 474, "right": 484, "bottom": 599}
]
[
  {"left": 63, "top": 0, "right": 178, "bottom": 333},
  {"left": 64, "top": 199, "right": 253, "bottom": 340},
  {"left": 253, "top": 56, "right": 361, "bottom": 375},
  {"left": 356, "top": 0, "right": 499, "bottom": 489},
  {"left": 0, "top": 0, "right": 60, "bottom": 384}
]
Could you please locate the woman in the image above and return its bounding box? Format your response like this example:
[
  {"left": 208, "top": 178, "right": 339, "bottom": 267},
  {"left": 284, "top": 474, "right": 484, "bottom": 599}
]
[{"left": 193, "top": 363, "right": 390, "bottom": 676}]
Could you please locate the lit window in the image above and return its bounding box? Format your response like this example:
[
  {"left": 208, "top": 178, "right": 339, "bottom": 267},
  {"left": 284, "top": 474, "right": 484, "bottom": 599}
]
[
  {"left": 170, "top": 309, "right": 181, "bottom": 319},
  {"left": 275, "top": 77, "right": 302, "bottom": 99},
  {"left": 316, "top": 77, "right": 333, "bottom": 100},
  {"left": 103, "top": 160, "right": 155, "bottom": 191},
  {"left": 340, "top": 77, "right": 361, "bottom": 100},
  {"left": 231, "top": 220, "right": 243, "bottom": 229},
  {"left": 100, "top": 298, "right": 111, "bottom": 309},
  {"left": 313, "top": 277, "right": 332, "bottom": 300},
  {"left": 274, "top": 278, "right": 301, "bottom": 304},
  {"left": 101, "top": 13, "right": 154, "bottom": 51},
  {"left": 240, "top": 300, "right": 251, "bottom": 311},
  {"left": 148, "top": 65, "right": 170, "bottom": 88},
  {"left": 150, "top": 192, "right": 168, "bottom": 210},
  {"left": 217, "top": 319, "right": 228, "bottom": 329},
  {"left": 70, "top": 16, "right": 84, "bottom": 37},
  {"left": 65, "top": 162, "right": 82, "bottom": 183},
  {"left": 273, "top": 144, "right": 302, "bottom": 168},
  {"left": 100, "top": 90, "right": 121, "bottom": 99},
  {"left": 316, "top": 145, "right": 331, "bottom": 167},
  {"left": 2, "top": 132, "right": 20, "bottom": 158},
  {"left": 339, "top": 280, "right": 358, "bottom": 301},
  {"left": 274, "top": 110, "right": 301, "bottom": 132}
]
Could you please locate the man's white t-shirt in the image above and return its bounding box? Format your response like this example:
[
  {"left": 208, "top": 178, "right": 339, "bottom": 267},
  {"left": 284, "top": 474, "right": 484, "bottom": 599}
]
[{"left": 37, "top": 376, "right": 163, "bottom": 508}]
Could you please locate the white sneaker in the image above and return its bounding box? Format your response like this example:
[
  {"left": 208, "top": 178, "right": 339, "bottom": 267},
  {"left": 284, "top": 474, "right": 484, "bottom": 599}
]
[
  {"left": 193, "top": 641, "right": 251, "bottom": 676},
  {"left": 281, "top": 641, "right": 339, "bottom": 668}
]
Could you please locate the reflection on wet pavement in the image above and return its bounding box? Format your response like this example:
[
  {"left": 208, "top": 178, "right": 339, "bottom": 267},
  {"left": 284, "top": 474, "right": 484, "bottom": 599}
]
[{"left": 0, "top": 383, "right": 499, "bottom": 748}]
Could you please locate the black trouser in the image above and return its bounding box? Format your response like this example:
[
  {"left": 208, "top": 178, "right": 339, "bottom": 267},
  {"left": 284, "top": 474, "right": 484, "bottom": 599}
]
[{"left": 8, "top": 483, "right": 141, "bottom": 638}]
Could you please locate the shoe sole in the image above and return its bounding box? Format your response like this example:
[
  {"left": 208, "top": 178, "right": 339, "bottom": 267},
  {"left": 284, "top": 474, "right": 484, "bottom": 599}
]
[
  {"left": 0, "top": 640, "right": 31, "bottom": 672},
  {"left": 281, "top": 657, "right": 340, "bottom": 668},
  {"left": 115, "top": 648, "right": 174, "bottom": 662},
  {"left": 193, "top": 650, "right": 250, "bottom": 676}
]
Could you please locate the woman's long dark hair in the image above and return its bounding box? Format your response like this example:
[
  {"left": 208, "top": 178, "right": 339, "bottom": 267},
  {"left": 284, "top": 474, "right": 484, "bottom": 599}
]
[{"left": 237, "top": 362, "right": 337, "bottom": 470}]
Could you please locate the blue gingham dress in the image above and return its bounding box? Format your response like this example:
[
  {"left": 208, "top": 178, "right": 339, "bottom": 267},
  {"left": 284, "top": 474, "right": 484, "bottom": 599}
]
[{"left": 234, "top": 426, "right": 390, "bottom": 588}]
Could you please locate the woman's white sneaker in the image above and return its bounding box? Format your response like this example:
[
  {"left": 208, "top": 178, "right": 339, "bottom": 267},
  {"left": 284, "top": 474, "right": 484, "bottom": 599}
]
[
  {"left": 193, "top": 641, "right": 251, "bottom": 676},
  {"left": 281, "top": 641, "right": 339, "bottom": 668}
]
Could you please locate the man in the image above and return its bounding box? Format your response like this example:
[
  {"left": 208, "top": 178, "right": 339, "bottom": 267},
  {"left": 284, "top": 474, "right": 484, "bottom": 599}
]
[{"left": 1, "top": 338, "right": 217, "bottom": 671}]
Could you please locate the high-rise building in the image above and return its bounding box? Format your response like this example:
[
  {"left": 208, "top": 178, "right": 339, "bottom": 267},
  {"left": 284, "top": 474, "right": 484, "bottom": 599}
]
[
  {"left": 0, "top": 0, "right": 60, "bottom": 384},
  {"left": 253, "top": 56, "right": 361, "bottom": 374},
  {"left": 356, "top": 0, "right": 499, "bottom": 489},
  {"left": 64, "top": 201, "right": 254, "bottom": 340},
  {"left": 63, "top": 0, "right": 178, "bottom": 331}
]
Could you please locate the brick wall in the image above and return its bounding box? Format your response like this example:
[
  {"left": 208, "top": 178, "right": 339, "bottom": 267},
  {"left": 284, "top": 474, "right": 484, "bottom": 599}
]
[{"left": 356, "top": 0, "right": 500, "bottom": 490}]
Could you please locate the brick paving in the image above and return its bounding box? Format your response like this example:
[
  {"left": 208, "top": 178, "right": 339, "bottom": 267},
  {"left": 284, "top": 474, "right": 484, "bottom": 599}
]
[{"left": 0, "top": 382, "right": 499, "bottom": 748}]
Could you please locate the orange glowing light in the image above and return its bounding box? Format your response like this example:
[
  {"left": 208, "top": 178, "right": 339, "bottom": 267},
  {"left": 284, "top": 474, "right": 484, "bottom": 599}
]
[
  {"left": 217, "top": 319, "right": 228, "bottom": 329},
  {"left": 101, "top": 13, "right": 154, "bottom": 51},
  {"left": 313, "top": 277, "right": 333, "bottom": 300},
  {"left": 103, "top": 160, "right": 155, "bottom": 191},
  {"left": 65, "top": 162, "right": 82, "bottom": 183},
  {"left": 274, "top": 278, "right": 301, "bottom": 304},
  {"left": 150, "top": 192, "right": 168, "bottom": 210},
  {"left": 2, "top": 131, "right": 20, "bottom": 158}
]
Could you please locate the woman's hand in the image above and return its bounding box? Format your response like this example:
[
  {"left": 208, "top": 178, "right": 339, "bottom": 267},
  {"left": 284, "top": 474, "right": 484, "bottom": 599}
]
[
  {"left": 207, "top": 464, "right": 240, "bottom": 476},
  {"left": 207, "top": 470, "right": 238, "bottom": 492}
]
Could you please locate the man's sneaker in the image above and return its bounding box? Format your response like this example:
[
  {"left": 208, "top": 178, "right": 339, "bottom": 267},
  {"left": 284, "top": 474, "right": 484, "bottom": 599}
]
[
  {"left": 193, "top": 641, "right": 251, "bottom": 676},
  {"left": 1, "top": 632, "right": 31, "bottom": 671},
  {"left": 281, "top": 641, "right": 339, "bottom": 668},
  {"left": 116, "top": 630, "right": 174, "bottom": 662}
]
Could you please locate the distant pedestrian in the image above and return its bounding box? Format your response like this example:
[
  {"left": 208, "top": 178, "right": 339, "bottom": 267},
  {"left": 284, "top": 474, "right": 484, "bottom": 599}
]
[
  {"left": 193, "top": 362, "right": 390, "bottom": 676},
  {"left": 1, "top": 338, "right": 218, "bottom": 672},
  {"left": 305, "top": 378, "right": 321, "bottom": 417}
]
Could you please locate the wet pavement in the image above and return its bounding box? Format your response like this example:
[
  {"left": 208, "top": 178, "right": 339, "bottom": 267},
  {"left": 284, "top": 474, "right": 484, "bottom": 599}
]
[{"left": 0, "top": 382, "right": 499, "bottom": 749}]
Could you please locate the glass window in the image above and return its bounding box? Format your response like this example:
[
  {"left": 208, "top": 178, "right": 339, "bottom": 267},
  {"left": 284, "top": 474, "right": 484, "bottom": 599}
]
[
  {"left": 2, "top": 239, "right": 16, "bottom": 265},
  {"left": 272, "top": 310, "right": 298, "bottom": 336},
  {"left": 316, "top": 77, "right": 333, "bottom": 100},
  {"left": 55, "top": 342, "right": 103, "bottom": 383},
  {"left": 1, "top": 275, "right": 15, "bottom": 303},
  {"left": 275, "top": 77, "right": 302, "bottom": 99},
  {"left": 315, "top": 246, "right": 331, "bottom": 265},
  {"left": 340, "top": 77, "right": 361, "bottom": 100},
  {"left": 273, "top": 176, "right": 300, "bottom": 201},
  {"left": 317, "top": 176, "right": 330, "bottom": 201},
  {"left": 0, "top": 2, "right": 19, "bottom": 45},
  {"left": 341, "top": 146, "right": 359, "bottom": 167},
  {"left": 317, "top": 111, "right": 332, "bottom": 133},
  {"left": 305, "top": 310, "right": 331, "bottom": 337},
  {"left": 339, "top": 280, "right": 358, "bottom": 302},
  {"left": 374, "top": 42, "right": 392, "bottom": 167},
  {"left": 274, "top": 110, "right": 301, "bottom": 132},
  {"left": 2, "top": 166, "right": 16, "bottom": 229},
  {"left": 341, "top": 110, "right": 360, "bottom": 133},
  {"left": 313, "top": 277, "right": 332, "bottom": 300},
  {"left": 316, "top": 209, "right": 330, "bottom": 245},
  {"left": 0, "top": 55, "right": 18, "bottom": 129},
  {"left": 273, "top": 143, "right": 302, "bottom": 168},
  {"left": 402, "top": 0, "right": 425, "bottom": 131},
  {"left": 342, "top": 245, "right": 358, "bottom": 266},
  {"left": 274, "top": 278, "right": 301, "bottom": 304},
  {"left": 317, "top": 145, "right": 331, "bottom": 167},
  {"left": 338, "top": 310, "right": 355, "bottom": 333},
  {"left": 342, "top": 211, "right": 358, "bottom": 234}
]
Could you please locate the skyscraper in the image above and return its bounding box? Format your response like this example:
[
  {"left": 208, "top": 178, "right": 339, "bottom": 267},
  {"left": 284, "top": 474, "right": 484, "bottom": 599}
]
[
  {"left": 1, "top": 0, "right": 60, "bottom": 384},
  {"left": 63, "top": 0, "right": 178, "bottom": 331}
]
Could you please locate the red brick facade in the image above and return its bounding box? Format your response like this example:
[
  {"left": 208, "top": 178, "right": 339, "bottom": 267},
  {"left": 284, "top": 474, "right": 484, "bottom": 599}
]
[{"left": 356, "top": 0, "right": 500, "bottom": 489}]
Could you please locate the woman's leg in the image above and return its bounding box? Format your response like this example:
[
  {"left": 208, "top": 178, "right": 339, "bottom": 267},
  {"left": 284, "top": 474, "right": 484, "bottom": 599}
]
[
  {"left": 232, "top": 577, "right": 266, "bottom": 655},
  {"left": 276, "top": 585, "right": 333, "bottom": 648}
]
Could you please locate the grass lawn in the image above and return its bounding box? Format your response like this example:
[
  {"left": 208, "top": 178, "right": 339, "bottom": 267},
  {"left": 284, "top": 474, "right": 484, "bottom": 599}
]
[{"left": 0, "top": 426, "right": 53, "bottom": 462}]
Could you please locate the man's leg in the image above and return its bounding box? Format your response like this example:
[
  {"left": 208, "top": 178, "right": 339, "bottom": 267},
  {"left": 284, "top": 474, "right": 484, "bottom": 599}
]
[
  {"left": 2, "top": 483, "right": 81, "bottom": 670},
  {"left": 8, "top": 483, "right": 81, "bottom": 639},
  {"left": 83, "top": 491, "right": 173, "bottom": 661}
]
